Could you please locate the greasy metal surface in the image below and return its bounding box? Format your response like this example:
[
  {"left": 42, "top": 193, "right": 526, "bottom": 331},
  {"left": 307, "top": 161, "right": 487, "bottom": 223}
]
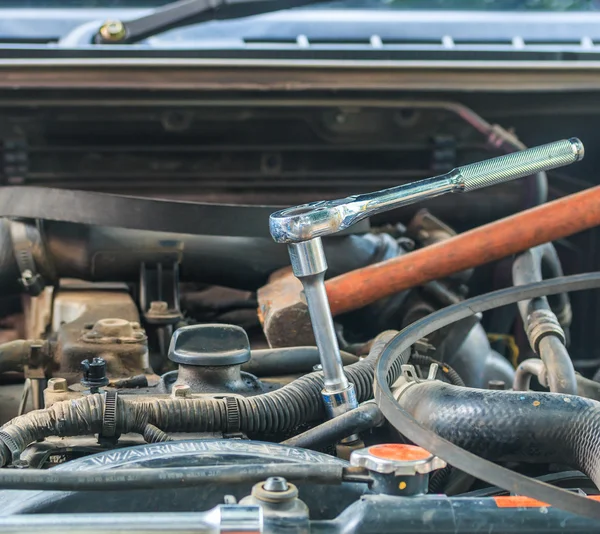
[{"left": 52, "top": 286, "right": 151, "bottom": 385}]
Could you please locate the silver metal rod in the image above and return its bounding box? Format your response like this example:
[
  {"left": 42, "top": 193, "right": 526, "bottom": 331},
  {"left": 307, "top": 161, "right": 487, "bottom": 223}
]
[
  {"left": 270, "top": 138, "right": 584, "bottom": 243},
  {"left": 300, "top": 273, "right": 348, "bottom": 392},
  {"left": 0, "top": 506, "right": 262, "bottom": 534}
]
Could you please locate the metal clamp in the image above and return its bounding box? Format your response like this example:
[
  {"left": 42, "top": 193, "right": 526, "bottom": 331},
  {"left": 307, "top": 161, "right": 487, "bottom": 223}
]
[
  {"left": 102, "top": 390, "right": 118, "bottom": 438},
  {"left": 9, "top": 220, "right": 45, "bottom": 296}
]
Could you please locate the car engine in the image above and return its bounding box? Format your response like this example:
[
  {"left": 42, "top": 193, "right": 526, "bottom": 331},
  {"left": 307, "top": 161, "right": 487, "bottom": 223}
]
[{"left": 0, "top": 85, "right": 600, "bottom": 532}]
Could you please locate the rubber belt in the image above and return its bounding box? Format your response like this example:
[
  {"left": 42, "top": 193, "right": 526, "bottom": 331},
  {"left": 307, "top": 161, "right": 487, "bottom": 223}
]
[
  {"left": 0, "top": 186, "right": 368, "bottom": 238},
  {"left": 374, "top": 272, "right": 600, "bottom": 521}
]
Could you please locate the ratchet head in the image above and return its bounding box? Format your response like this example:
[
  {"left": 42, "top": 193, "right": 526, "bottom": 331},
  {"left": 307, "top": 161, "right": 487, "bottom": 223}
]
[{"left": 270, "top": 198, "right": 355, "bottom": 244}]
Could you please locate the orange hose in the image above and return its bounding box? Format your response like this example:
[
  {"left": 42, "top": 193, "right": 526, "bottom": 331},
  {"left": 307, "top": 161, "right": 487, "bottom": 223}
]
[{"left": 326, "top": 185, "right": 600, "bottom": 316}]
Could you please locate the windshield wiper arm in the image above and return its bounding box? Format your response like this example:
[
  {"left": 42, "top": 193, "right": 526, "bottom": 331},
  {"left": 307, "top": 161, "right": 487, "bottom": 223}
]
[{"left": 95, "top": 0, "right": 330, "bottom": 44}]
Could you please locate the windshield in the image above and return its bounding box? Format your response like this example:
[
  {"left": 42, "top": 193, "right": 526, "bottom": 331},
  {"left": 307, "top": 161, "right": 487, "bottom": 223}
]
[{"left": 7, "top": 0, "right": 600, "bottom": 9}]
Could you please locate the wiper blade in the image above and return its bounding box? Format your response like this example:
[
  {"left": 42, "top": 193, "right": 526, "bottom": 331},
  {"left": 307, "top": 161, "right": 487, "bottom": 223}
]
[{"left": 95, "top": 0, "right": 330, "bottom": 44}]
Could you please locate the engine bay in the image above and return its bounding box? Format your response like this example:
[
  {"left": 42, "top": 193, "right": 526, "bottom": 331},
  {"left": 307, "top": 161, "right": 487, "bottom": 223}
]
[{"left": 0, "top": 90, "right": 600, "bottom": 532}]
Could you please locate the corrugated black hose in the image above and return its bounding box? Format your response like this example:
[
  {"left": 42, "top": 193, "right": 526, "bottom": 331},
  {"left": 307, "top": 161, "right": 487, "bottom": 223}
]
[
  {"left": 0, "top": 331, "right": 406, "bottom": 466},
  {"left": 396, "top": 380, "right": 600, "bottom": 489}
]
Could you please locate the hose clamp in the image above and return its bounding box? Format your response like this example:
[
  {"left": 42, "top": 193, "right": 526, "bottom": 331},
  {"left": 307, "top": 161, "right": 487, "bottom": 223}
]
[
  {"left": 102, "top": 390, "right": 118, "bottom": 438},
  {"left": 527, "top": 309, "right": 566, "bottom": 354},
  {"left": 390, "top": 364, "right": 438, "bottom": 401},
  {"left": 224, "top": 396, "right": 241, "bottom": 435},
  {"left": 9, "top": 220, "right": 45, "bottom": 296}
]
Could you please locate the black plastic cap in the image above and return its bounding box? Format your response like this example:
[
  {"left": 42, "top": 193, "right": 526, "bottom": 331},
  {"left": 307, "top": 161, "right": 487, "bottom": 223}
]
[
  {"left": 81, "top": 357, "right": 109, "bottom": 387},
  {"left": 168, "top": 324, "right": 251, "bottom": 366}
]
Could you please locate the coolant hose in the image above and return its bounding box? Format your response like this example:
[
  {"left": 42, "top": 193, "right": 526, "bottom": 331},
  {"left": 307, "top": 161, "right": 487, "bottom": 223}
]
[
  {"left": 395, "top": 380, "right": 600, "bottom": 488},
  {"left": 0, "top": 331, "right": 405, "bottom": 466}
]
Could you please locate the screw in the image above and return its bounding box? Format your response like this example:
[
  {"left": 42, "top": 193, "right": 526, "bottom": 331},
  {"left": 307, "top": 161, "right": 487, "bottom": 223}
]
[
  {"left": 21, "top": 269, "right": 33, "bottom": 281},
  {"left": 99, "top": 20, "right": 127, "bottom": 42},
  {"left": 312, "top": 364, "right": 323, "bottom": 372},
  {"left": 172, "top": 384, "right": 191, "bottom": 398},
  {"left": 47, "top": 377, "right": 68, "bottom": 392},
  {"left": 263, "top": 477, "right": 289, "bottom": 492}
]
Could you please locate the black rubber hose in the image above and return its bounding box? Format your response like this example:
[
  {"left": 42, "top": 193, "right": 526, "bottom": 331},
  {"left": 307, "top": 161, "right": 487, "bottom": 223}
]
[
  {"left": 374, "top": 272, "right": 600, "bottom": 520},
  {"left": 0, "top": 463, "right": 345, "bottom": 491},
  {"left": 0, "top": 331, "right": 406, "bottom": 465},
  {"left": 281, "top": 401, "right": 383, "bottom": 449},
  {"left": 242, "top": 347, "right": 359, "bottom": 377},
  {"left": 397, "top": 380, "right": 600, "bottom": 486},
  {"left": 513, "top": 243, "right": 571, "bottom": 326}
]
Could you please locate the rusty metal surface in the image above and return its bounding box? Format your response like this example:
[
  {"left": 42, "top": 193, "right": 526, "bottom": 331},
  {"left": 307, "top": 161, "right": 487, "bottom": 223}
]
[
  {"left": 51, "top": 284, "right": 151, "bottom": 385},
  {"left": 0, "top": 65, "right": 598, "bottom": 91},
  {"left": 257, "top": 268, "right": 314, "bottom": 348}
]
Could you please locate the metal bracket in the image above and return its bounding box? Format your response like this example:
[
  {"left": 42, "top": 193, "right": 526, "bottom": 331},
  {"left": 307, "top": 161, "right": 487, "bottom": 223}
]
[
  {"left": 139, "top": 262, "right": 182, "bottom": 325},
  {"left": 392, "top": 364, "right": 439, "bottom": 401}
]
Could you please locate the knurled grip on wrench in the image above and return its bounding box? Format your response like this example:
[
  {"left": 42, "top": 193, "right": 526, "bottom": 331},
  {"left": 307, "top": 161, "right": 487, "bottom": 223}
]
[{"left": 270, "top": 138, "right": 584, "bottom": 244}]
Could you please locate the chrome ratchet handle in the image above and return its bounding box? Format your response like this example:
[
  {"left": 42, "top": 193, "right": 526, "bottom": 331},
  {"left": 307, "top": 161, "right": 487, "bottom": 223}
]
[{"left": 269, "top": 138, "right": 584, "bottom": 244}]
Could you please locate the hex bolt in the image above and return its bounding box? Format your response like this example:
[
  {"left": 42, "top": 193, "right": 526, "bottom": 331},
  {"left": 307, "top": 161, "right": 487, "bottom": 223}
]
[
  {"left": 263, "top": 477, "right": 289, "bottom": 492},
  {"left": 47, "top": 377, "right": 68, "bottom": 392},
  {"left": 99, "top": 20, "right": 127, "bottom": 42},
  {"left": 172, "top": 384, "right": 191, "bottom": 398}
]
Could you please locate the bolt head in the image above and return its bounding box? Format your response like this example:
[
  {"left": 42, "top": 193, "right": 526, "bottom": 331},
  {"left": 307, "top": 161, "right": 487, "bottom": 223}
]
[
  {"left": 47, "top": 377, "right": 68, "bottom": 392},
  {"left": 172, "top": 384, "right": 191, "bottom": 398},
  {"left": 263, "top": 477, "right": 289, "bottom": 492},
  {"left": 99, "top": 20, "right": 126, "bottom": 42}
]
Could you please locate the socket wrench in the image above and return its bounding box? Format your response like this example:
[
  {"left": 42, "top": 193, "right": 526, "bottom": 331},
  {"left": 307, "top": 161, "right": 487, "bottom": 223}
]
[{"left": 269, "top": 138, "right": 584, "bottom": 421}]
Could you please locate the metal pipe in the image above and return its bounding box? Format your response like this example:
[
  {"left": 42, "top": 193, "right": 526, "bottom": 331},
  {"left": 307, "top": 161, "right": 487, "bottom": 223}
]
[
  {"left": 0, "top": 506, "right": 260, "bottom": 534},
  {"left": 323, "top": 183, "right": 600, "bottom": 317},
  {"left": 538, "top": 334, "right": 577, "bottom": 395},
  {"left": 513, "top": 358, "right": 548, "bottom": 391}
]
